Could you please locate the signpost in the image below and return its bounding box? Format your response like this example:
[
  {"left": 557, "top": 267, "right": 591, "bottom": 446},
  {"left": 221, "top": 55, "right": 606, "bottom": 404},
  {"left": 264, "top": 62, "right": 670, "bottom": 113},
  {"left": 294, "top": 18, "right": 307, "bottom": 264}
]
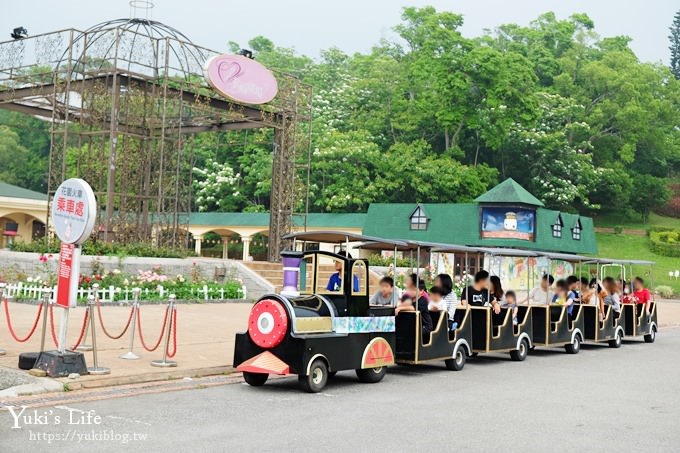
[{"left": 34, "top": 178, "right": 97, "bottom": 377}]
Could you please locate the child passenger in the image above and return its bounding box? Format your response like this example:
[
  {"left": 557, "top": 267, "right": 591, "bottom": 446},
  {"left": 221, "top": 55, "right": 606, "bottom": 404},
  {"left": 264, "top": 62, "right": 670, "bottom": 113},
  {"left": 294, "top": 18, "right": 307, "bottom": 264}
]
[
  {"left": 431, "top": 274, "right": 459, "bottom": 331},
  {"left": 502, "top": 290, "right": 519, "bottom": 326},
  {"left": 428, "top": 287, "right": 458, "bottom": 331},
  {"left": 552, "top": 279, "right": 576, "bottom": 309},
  {"left": 395, "top": 291, "right": 434, "bottom": 341},
  {"left": 602, "top": 277, "right": 622, "bottom": 319}
]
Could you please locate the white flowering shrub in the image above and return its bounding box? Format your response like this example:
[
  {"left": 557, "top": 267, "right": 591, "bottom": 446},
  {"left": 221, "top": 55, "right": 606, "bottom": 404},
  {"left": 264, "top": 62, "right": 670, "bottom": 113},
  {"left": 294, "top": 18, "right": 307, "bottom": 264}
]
[
  {"left": 506, "top": 92, "right": 602, "bottom": 210},
  {"left": 193, "top": 159, "right": 243, "bottom": 212}
]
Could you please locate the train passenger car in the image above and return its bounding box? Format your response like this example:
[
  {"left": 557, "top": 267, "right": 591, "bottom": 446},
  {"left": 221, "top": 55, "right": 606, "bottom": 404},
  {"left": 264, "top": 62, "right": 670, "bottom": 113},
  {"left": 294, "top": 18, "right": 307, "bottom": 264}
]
[
  {"left": 617, "top": 259, "right": 658, "bottom": 343},
  {"left": 531, "top": 304, "right": 585, "bottom": 354},
  {"left": 470, "top": 306, "right": 533, "bottom": 361},
  {"left": 622, "top": 303, "right": 658, "bottom": 343},
  {"left": 234, "top": 232, "right": 403, "bottom": 393},
  {"left": 582, "top": 304, "right": 626, "bottom": 348},
  {"left": 395, "top": 307, "right": 473, "bottom": 371}
]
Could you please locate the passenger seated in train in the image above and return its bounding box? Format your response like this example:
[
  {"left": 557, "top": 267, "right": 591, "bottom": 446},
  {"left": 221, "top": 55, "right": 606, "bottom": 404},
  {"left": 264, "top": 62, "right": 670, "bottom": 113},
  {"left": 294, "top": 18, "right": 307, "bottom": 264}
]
[
  {"left": 601, "top": 277, "right": 622, "bottom": 319},
  {"left": 523, "top": 274, "right": 554, "bottom": 304},
  {"left": 501, "top": 290, "right": 519, "bottom": 326},
  {"left": 427, "top": 287, "right": 457, "bottom": 330},
  {"left": 405, "top": 273, "right": 429, "bottom": 302},
  {"left": 566, "top": 275, "right": 581, "bottom": 318},
  {"left": 370, "top": 276, "right": 399, "bottom": 306},
  {"left": 585, "top": 278, "right": 603, "bottom": 305},
  {"left": 460, "top": 270, "right": 501, "bottom": 324},
  {"left": 552, "top": 279, "right": 577, "bottom": 320},
  {"left": 395, "top": 291, "right": 433, "bottom": 340},
  {"left": 430, "top": 274, "right": 459, "bottom": 330},
  {"left": 621, "top": 280, "right": 636, "bottom": 304},
  {"left": 632, "top": 277, "right": 652, "bottom": 317},
  {"left": 489, "top": 276, "right": 506, "bottom": 325},
  {"left": 325, "top": 251, "right": 359, "bottom": 292}
]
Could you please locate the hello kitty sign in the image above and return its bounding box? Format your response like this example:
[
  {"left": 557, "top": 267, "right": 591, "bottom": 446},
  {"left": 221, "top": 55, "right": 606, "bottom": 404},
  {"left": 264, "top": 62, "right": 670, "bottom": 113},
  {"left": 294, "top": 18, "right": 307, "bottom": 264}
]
[{"left": 204, "top": 54, "right": 278, "bottom": 105}]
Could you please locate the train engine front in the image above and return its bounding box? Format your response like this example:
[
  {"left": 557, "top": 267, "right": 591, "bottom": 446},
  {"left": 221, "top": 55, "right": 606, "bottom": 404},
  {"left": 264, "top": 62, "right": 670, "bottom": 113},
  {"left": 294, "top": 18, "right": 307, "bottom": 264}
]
[{"left": 234, "top": 251, "right": 396, "bottom": 392}]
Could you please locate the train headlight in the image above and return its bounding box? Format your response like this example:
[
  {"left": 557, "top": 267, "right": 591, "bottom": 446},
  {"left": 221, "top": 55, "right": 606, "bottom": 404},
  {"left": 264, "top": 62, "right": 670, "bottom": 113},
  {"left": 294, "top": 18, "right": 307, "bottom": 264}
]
[{"left": 248, "top": 299, "right": 288, "bottom": 348}]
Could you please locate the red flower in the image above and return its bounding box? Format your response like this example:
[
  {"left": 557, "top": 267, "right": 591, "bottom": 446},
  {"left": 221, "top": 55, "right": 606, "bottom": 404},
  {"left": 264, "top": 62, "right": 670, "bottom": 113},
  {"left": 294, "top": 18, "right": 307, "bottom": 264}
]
[
  {"left": 39, "top": 255, "right": 48, "bottom": 263},
  {"left": 85, "top": 276, "right": 91, "bottom": 283},
  {"left": 95, "top": 275, "right": 102, "bottom": 280}
]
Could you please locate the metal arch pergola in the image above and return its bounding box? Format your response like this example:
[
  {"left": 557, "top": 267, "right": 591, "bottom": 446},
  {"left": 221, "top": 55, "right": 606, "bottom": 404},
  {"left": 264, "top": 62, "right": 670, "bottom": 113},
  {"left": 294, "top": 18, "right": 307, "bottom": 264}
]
[{"left": 0, "top": 19, "right": 312, "bottom": 257}]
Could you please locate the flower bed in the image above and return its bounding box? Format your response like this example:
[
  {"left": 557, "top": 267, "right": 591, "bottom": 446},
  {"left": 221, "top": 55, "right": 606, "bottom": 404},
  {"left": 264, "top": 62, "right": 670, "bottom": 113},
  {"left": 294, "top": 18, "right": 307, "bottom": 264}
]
[{"left": 1, "top": 257, "right": 245, "bottom": 303}]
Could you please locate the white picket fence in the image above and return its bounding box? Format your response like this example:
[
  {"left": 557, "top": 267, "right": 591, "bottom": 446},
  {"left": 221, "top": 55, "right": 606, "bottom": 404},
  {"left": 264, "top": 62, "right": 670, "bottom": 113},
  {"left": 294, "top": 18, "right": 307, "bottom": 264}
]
[{"left": 2, "top": 282, "right": 246, "bottom": 303}]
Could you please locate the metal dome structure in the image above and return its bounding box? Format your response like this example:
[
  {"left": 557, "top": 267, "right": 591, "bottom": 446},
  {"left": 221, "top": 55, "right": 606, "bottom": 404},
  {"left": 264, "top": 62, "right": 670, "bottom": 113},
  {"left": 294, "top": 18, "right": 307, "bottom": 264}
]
[{"left": 0, "top": 17, "right": 312, "bottom": 256}]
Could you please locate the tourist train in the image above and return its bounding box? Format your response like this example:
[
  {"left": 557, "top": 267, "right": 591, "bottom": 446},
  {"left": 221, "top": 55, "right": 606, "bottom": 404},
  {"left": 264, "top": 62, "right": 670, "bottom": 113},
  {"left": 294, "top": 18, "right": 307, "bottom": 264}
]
[{"left": 233, "top": 231, "right": 659, "bottom": 393}]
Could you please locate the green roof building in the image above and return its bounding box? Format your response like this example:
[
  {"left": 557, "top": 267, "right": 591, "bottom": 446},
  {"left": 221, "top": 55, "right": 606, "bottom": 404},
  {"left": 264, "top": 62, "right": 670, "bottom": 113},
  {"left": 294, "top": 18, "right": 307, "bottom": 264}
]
[{"left": 362, "top": 178, "right": 596, "bottom": 255}]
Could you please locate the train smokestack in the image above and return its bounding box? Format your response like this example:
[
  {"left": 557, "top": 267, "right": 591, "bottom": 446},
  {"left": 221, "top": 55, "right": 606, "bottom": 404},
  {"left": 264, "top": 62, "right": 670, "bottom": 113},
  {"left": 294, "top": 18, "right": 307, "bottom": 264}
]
[{"left": 280, "top": 251, "right": 303, "bottom": 296}]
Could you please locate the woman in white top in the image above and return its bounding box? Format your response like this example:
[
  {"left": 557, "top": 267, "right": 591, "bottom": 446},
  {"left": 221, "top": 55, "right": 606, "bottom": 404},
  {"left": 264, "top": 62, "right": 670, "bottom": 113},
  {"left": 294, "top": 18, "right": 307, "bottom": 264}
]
[{"left": 431, "top": 274, "right": 459, "bottom": 330}]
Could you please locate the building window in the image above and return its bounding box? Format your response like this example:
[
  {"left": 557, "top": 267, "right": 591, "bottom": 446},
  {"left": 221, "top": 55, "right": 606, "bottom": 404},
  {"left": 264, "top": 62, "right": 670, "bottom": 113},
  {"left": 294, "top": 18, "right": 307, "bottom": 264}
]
[
  {"left": 572, "top": 219, "right": 582, "bottom": 241},
  {"left": 410, "top": 206, "right": 428, "bottom": 230},
  {"left": 552, "top": 215, "right": 563, "bottom": 238}
]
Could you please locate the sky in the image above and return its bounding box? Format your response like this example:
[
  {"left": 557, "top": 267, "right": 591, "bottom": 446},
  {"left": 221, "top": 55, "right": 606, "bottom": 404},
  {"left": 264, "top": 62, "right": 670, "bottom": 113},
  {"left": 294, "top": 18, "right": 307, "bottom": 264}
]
[{"left": 0, "top": 0, "right": 678, "bottom": 64}]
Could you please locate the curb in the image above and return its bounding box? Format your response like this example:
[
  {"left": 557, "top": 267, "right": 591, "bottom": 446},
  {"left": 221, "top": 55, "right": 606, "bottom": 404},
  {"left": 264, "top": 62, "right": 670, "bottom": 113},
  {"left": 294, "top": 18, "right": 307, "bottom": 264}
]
[
  {"left": 0, "top": 377, "right": 64, "bottom": 398},
  {"left": 58, "top": 365, "right": 235, "bottom": 391}
]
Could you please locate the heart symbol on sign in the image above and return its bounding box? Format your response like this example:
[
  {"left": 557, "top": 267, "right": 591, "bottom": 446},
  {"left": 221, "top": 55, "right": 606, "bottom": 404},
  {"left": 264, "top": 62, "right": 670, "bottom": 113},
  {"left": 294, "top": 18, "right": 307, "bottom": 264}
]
[{"left": 218, "top": 60, "right": 241, "bottom": 86}]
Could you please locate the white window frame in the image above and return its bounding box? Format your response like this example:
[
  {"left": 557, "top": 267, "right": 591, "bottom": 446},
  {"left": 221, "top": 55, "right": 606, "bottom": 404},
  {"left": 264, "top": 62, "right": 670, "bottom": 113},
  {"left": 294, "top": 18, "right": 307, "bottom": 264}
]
[{"left": 410, "top": 206, "right": 428, "bottom": 231}]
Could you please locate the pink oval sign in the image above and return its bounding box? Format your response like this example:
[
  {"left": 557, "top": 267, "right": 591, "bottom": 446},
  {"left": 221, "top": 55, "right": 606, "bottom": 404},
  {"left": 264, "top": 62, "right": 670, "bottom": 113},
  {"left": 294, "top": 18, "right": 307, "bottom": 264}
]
[{"left": 204, "top": 54, "right": 278, "bottom": 105}]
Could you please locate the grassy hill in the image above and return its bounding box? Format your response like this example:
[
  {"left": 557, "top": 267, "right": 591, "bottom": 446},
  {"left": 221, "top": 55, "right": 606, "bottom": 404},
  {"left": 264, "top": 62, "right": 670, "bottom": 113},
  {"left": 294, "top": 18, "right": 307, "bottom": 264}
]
[
  {"left": 592, "top": 212, "right": 680, "bottom": 231},
  {"left": 595, "top": 233, "right": 680, "bottom": 296},
  {"left": 592, "top": 213, "right": 680, "bottom": 296}
]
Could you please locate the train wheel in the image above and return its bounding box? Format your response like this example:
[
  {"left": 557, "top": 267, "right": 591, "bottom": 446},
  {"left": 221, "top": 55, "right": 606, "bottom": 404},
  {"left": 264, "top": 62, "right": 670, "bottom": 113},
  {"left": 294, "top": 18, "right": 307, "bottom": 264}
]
[
  {"left": 644, "top": 327, "right": 656, "bottom": 343},
  {"left": 444, "top": 348, "right": 466, "bottom": 371},
  {"left": 356, "top": 366, "right": 386, "bottom": 383},
  {"left": 608, "top": 331, "right": 623, "bottom": 348},
  {"left": 299, "top": 359, "right": 328, "bottom": 393},
  {"left": 510, "top": 338, "right": 529, "bottom": 362},
  {"left": 565, "top": 335, "right": 581, "bottom": 354},
  {"left": 243, "top": 372, "right": 268, "bottom": 387}
]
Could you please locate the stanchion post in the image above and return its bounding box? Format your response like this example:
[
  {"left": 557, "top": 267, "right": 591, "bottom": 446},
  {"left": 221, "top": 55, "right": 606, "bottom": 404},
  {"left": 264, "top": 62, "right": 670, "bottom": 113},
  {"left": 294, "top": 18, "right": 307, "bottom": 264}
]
[
  {"left": 151, "top": 294, "right": 177, "bottom": 368},
  {"left": 86, "top": 290, "right": 110, "bottom": 375},
  {"left": 0, "top": 283, "right": 6, "bottom": 356},
  {"left": 39, "top": 287, "right": 52, "bottom": 353},
  {"left": 120, "top": 288, "right": 141, "bottom": 360},
  {"left": 77, "top": 285, "right": 94, "bottom": 351}
]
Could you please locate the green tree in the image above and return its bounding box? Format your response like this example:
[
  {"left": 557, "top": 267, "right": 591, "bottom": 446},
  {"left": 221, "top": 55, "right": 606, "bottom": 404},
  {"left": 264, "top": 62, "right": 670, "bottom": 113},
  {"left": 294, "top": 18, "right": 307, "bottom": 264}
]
[
  {"left": 0, "top": 125, "right": 30, "bottom": 186},
  {"left": 630, "top": 175, "right": 670, "bottom": 223},
  {"left": 670, "top": 10, "right": 680, "bottom": 79}
]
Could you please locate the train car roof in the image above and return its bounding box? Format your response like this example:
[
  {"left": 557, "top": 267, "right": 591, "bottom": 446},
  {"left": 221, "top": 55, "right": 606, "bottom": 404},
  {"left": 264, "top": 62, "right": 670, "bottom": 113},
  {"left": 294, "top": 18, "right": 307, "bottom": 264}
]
[
  {"left": 430, "top": 243, "right": 483, "bottom": 253},
  {"left": 539, "top": 251, "right": 591, "bottom": 261},
  {"left": 474, "top": 247, "right": 538, "bottom": 257},
  {"left": 355, "top": 240, "right": 414, "bottom": 251},
  {"left": 283, "top": 230, "right": 406, "bottom": 245},
  {"left": 583, "top": 258, "right": 655, "bottom": 265}
]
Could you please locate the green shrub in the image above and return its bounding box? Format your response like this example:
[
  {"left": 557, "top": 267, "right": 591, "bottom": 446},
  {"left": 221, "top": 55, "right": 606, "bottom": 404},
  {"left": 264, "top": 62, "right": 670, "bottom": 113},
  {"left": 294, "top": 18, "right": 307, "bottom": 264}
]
[
  {"left": 649, "top": 230, "right": 680, "bottom": 257},
  {"left": 613, "top": 226, "right": 623, "bottom": 234},
  {"left": 367, "top": 254, "right": 417, "bottom": 268},
  {"left": 9, "top": 238, "right": 195, "bottom": 259},
  {"left": 655, "top": 285, "right": 674, "bottom": 298}
]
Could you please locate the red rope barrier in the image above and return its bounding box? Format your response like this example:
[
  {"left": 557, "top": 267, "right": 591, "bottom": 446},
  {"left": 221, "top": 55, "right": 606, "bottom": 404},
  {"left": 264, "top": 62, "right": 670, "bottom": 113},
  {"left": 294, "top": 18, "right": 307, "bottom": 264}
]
[
  {"left": 70, "top": 310, "right": 89, "bottom": 350},
  {"left": 48, "top": 305, "right": 59, "bottom": 348},
  {"left": 137, "top": 305, "right": 169, "bottom": 352},
  {"left": 167, "top": 308, "right": 177, "bottom": 358},
  {"left": 2, "top": 298, "right": 42, "bottom": 343},
  {"left": 96, "top": 299, "right": 134, "bottom": 340}
]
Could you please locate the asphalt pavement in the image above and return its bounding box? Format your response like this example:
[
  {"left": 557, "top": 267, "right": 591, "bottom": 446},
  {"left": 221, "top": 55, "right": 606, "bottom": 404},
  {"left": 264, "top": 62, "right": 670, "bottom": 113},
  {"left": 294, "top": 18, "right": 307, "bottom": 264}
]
[{"left": 1, "top": 328, "right": 679, "bottom": 453}]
